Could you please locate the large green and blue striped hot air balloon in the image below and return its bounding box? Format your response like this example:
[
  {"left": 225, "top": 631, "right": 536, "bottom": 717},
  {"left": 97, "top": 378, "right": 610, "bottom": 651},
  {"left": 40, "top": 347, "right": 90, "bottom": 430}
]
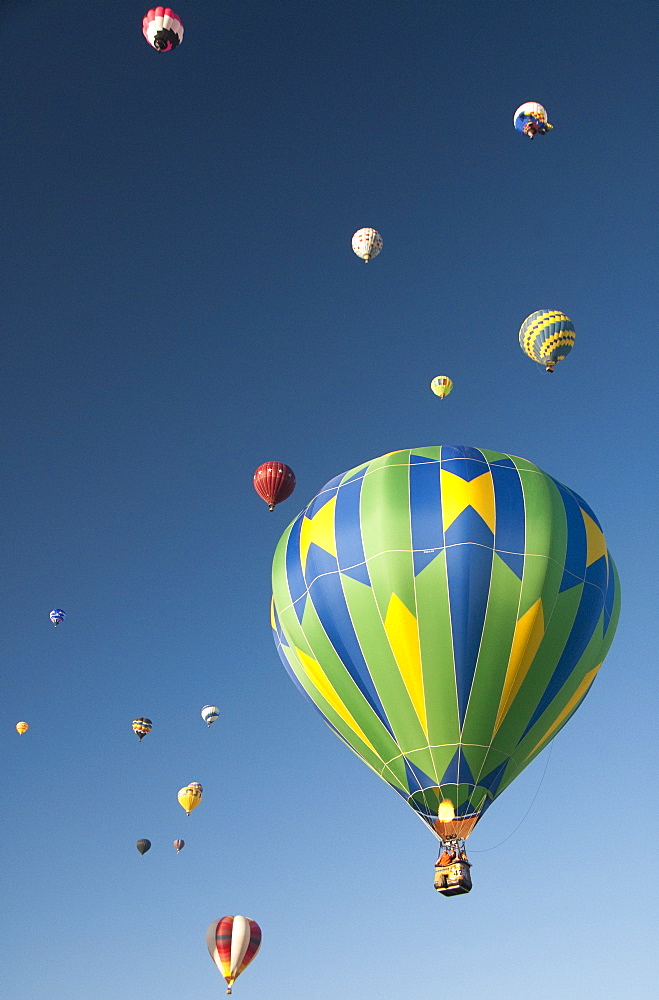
[
  {"left": 519, "top": 309, "right": 575, "bottom": 372},
  {"left": 271, "top": 446, "right": 620, "bottom": 880}
]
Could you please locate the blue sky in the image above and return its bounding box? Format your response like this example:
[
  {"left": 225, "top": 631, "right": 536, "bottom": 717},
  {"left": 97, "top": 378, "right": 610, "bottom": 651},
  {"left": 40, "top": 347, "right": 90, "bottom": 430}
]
[{"left": 2, "top": 1, "right": 657, "bottom": 997}]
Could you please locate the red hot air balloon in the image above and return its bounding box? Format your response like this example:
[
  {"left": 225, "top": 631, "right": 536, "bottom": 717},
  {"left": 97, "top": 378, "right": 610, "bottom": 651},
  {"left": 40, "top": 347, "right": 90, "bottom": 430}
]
[
  {"left": 206, "top": 916, "right": 262, "bottom": 994},
  {"left": 253, "top": 462, "right": 296, "bottom": 511}
]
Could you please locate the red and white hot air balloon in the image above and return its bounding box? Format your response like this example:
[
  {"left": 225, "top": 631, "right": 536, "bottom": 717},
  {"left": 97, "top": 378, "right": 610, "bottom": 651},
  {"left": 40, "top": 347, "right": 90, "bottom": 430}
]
[
  {"left": 253, "top": 462, "right": 296, "bottom": 511},
  {"left": 143, "top": 8, "right": 184, "bottom": 51},
  {"left": 351, "top": 227, "right": 382, "bottom": 262},
  {"left": 206, "top": 915, "right": 262, "bottom": 994}
]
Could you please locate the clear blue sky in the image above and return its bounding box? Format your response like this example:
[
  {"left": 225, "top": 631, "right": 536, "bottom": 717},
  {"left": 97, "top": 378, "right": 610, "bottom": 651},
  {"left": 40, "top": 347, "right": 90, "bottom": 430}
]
[{"left": 2, "top": 1, "right": 657, "bottom": 997}]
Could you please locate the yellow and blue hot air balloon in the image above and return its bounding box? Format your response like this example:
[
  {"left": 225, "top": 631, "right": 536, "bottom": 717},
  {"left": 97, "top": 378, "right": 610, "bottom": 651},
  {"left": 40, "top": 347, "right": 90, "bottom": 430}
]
[
  {"left": 519, "top": 310, "right": 575, "bottom": 373},
  {"left": 271, "top": 446, "right": 620, "bottom": 892}
]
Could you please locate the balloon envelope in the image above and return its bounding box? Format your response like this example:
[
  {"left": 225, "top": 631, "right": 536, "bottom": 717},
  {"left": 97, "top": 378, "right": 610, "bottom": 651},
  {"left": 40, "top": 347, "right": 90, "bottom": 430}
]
[
  {"left": 16, "top": 722, "right": 29, "bottom": 735},
  {"left": 49, "top": 609, "right": 66, "bottom": 626},
  {"left": 430, "top": 376, "right": 453, "bottom": 399},
  {"left": 136, "top": 839, "right": 151, "bottom": 856},
  {"left": 201, "top": 705, "right": 220, "bottom": 726},
  {"left": 519, "top": 310, "right": 575, "bottom": 370},
  {"left": 272, "top": 446, "right": 620, "bottom": 840},
  {"left": 254, "top": 462, "right": 296, "bottom": 511},
  {"left": 132, "top": 717, "right": 153, "bottom": 740},
  {"left": 143, "top": 7, "right": 183, "bottom": 51},
  {"left": 173, "top": 839, "right": 185, "bottom": 853},
  {"left": 513, "top": 102, "right": 552, "bottom": 135},
  {"left": 206, "top": 915, "right": 262, "bottom": 992},
  {"left": 351, "top": 227, "right": 383, "bottom": 262},
  {"left": 178, "top": 784, "right": 202, "bottom": 814}
]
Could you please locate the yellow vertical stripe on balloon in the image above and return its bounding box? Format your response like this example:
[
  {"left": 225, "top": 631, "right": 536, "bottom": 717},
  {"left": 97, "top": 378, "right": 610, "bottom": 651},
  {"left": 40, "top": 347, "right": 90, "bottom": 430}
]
[
  {"left": 526, "top": 664, "right": 602, "bottom": 758},
  {"left": 440, "top": 470, "right": 496, "bottom": 532},
  {"left": 300, "top": 496, "right": 337, "bottom": 572},
  {"left": 295, "top": 646, "right": 378, "bottom": 755},
  {"left": 493, "top": 598, "right": 545, "bottom": 734},
  {"left": 383, "top": 594, "right": 427, "bottom": 736},
  {"left": 582, "top": 509, "right": 607, "bottom": 567}
]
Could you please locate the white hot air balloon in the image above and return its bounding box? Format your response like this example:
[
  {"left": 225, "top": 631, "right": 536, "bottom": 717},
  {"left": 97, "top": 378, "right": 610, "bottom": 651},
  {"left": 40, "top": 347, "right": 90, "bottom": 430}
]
[
  {"left": 201, "top": 705, "right": 220, "bottom": 727},
  {"left": 351, "top": 228, "right": 382, "bottom": 263}
]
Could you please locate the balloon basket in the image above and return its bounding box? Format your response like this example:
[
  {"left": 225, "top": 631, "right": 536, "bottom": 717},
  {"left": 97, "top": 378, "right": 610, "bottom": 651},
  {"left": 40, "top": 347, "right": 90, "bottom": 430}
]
[{"left": 434, "top": 839, "right": 472, "bottom": 896}]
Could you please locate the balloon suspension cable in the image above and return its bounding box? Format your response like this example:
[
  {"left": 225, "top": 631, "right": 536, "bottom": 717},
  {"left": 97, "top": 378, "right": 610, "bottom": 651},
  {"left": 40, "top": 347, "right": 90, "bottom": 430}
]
[{"left": 470, "top": 740, "right": 554, "bottom": 853}]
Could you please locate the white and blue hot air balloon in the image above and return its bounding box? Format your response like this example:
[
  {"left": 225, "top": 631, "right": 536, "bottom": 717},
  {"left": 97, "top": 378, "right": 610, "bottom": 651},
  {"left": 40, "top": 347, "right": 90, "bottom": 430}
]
[
  {"left": 201, "top": 705, "right": 220, "bottom": 727},
  {"left": 49, "top": 609, "right": 67, "bottom": 627}
]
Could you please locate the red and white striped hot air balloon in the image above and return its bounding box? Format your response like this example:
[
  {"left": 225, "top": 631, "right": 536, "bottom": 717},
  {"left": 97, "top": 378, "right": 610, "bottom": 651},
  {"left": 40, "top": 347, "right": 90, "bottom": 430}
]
[
  {"left": 206, "top": 916, "right": 262, "bottom": 994},
  {"left": 253, "top": 462, "right": 296, "bottom": 511},
  {"left": 143, "top": 8, "right": 184, "bottom": 51}
]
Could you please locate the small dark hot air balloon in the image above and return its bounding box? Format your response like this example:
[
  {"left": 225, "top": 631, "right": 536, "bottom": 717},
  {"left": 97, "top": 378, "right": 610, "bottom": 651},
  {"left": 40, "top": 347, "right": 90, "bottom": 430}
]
[
  {"left": 136, "top": 839, "right": 151, "bottom": 856},
  {"left": 173, "top": 839, "right": 185, "bottom": 853},
  {"left": 253, "top": 462, "right": 296, "bottom": 511}
]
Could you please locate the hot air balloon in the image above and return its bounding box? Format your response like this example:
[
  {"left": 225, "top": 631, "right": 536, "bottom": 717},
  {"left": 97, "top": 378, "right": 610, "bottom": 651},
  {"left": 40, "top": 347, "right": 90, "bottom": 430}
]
[
  {"left": 519, "top": 310, "right": 575, "bottom": 372},
  {"left": 351, "top": 228, "right": 382, "bottom": 263},
  {"left": 136, "top": 839, "right": 151, "bottom": 856},
  {"left": 206, "top": 916, "right": 262, "bottom": 995},
  {"left": 178, "top": 783, "right": 203, "bottom": 815},
  {"left": 132, "top": 717, "right": 153, "bottom": 740},
  {"left": 16, "top": 722, "right": 29, "bottom": 735},
  {"left": 271, "top": 446, "right": 620, "bottom": 894},
  {"left": 173, "top": 839, "right": 185, "bottom": 853},
  {"left": 201, "top": 705, "right": 220, "bottom": 727},
  {"left": 143, "top": 7, "right": 183, "bottom": 51},
  {"left": 513, "top": 102, "right": 553, "bottom": 138},
  {"left": 49, "top": 609, "right": 66, "bottom": 627},
  {"left": 254, "top": 462, "right": 296, "bottom": 511},
  {"left": 430, "top": 376, "right": 453, "bottom": 399}
]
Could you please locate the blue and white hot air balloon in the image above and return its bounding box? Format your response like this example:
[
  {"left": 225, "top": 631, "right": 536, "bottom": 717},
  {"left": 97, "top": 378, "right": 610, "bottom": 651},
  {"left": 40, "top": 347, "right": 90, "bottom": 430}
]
[
  {"left": 49, "top": 609, "right": 67, "bottom": 627},
  {"left": 201, "top": 705, "right": 220, "bottom": 727}
]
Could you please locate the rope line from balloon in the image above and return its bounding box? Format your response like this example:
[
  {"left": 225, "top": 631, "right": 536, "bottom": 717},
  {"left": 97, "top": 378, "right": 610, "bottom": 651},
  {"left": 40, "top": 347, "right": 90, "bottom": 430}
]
[{"left": 468, "top": 740, "right": 554, "bottom": 852}]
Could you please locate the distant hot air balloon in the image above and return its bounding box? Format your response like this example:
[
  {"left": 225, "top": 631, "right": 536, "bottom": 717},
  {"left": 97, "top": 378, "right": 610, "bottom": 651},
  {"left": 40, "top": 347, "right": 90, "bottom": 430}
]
[
  {"left": 132, "top": 718, "right": 153, "bottom": 741},
  {"left": 201, "top": 705, "right": 220, "bottom": 727},
  {"left": 430, "top": 376, "right": 453, "bottom": 399},
  {"left": 143, "top": 7, "right": 183, "bottom": 51},
  {"left": 351, "top": 228, "right": 383, "bottom": 263},
  {"left": 272, "top": 446, "right": 620, "bottom": 894},
  {"left": 253, "top": 462, "right": 296, "bottom": 511},
  {"left": 513, "top": 102, "right": 553, "bottom": 138},
  {"left": 16, "top": 722, "right": 29, "bottom": 735},
  {"left": 178, "top": 783, "right": 203, "bottom": 815},
  {"left": 173, "top": 839, "right": 185, "bottom": 853},
  {"left": 206, "top": 916, "right": 262, "bottom": 995},
  {"left": 49, "top": 609, "right": 66, "bottom": 627},
  {"left": 136, "top": 839, "right": 151, "bottom": 856},
  {"left": 519, "top": 310, "right": 575, "bottom": 372}
]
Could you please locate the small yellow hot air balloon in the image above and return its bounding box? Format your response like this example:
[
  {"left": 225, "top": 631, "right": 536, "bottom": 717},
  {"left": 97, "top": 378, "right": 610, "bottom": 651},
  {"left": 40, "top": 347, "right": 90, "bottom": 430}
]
[
  {"left": 430, "top": 375, "right": 453, "bottom": 399},
  {"left": 16, "top": 721, "right": 29, "bottom": 735},
  {"left": 178, "top": 783, "right": 203, "bottom": 815}
]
